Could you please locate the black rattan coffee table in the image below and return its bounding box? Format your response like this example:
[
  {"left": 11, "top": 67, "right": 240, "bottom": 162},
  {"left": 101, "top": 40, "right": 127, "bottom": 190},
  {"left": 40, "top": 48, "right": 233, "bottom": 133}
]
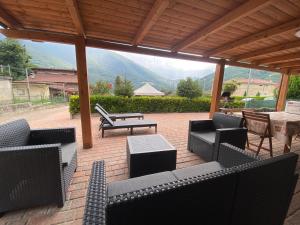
[{"left": 127, "top": 134, "right": 177, "bottom": 178}]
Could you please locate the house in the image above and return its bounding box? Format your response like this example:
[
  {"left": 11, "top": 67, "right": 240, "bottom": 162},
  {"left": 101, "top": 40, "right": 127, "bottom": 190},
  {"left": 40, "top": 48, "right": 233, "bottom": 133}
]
[
  {"left": 0, "top": 76, "right": 13, "bottom": 103},
  {"left": 231, "top": 78, "right": 277, "bottom": 96},
  {"left": 134, "top": 83, "right": 164, "bottom": 96},
  {"left": 12, "top": 81, "right": 50, "bottom": 101},
  {"left": 28, "top": 68, "right": 78, "bottom": 97}
]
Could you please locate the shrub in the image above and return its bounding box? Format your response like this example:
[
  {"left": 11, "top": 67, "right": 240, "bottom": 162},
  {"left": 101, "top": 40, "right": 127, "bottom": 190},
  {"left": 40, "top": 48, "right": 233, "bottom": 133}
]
[
  {"left": 223, "top": 80, "right": 240, "bottom": 94},
  {"left": 114, "top": 75, "right": 134, "bottom": 97},
  {"left": 90, "top": 81, "right": 112, "bottom": 95},
  {"left": 69, "top": 95, "right": 244, "bottom": 115},
  {"left": 176, "top": 77, "right": 202, "bottom": 98}
]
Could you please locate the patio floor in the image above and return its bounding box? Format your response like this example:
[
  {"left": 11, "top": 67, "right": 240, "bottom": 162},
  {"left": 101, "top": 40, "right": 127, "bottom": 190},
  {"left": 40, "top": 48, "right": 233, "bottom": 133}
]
[{"left": 0, "top": 105, "right": 299, "bottom": 225}]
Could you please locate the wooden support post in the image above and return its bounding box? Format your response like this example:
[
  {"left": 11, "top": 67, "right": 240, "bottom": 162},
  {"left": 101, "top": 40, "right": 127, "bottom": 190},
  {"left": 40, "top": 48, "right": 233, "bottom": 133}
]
[
  {"left": 209, "top": 62, "right": 225, "bottom": 118},
  {"left": 75, "top": 37, "right": 93, "bottom": 149},
  {"left": 276, "top": 71, "right": 290, "bottom": 111}
]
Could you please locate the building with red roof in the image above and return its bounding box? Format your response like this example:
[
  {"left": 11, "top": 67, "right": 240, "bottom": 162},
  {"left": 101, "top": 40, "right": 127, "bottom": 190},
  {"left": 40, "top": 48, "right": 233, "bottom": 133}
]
[{"left": 228, "top": 78, "right": 278, "bottom": 97}]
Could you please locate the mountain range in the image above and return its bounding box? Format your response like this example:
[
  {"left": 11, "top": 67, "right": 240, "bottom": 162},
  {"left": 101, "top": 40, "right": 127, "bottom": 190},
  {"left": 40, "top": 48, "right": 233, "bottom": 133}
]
[{"left": 1, "top": 36, "right": 280, "bottom": 91}]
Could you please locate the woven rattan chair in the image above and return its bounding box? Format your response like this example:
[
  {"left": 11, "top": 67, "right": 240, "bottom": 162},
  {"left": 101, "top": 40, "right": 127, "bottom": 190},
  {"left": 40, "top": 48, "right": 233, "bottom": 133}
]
[
  {"left": 242, "top": 110, "right": 273, "bottom": 157},
  {"left": 0, "top": 119, "right": 77, "bottom": 213}
]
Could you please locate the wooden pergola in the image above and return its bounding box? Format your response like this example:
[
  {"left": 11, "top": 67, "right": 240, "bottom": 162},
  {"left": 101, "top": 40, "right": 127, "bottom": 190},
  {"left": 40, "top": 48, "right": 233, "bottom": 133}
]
[{"left": 0, "top": 0, "right": 300, "bottom": 149}]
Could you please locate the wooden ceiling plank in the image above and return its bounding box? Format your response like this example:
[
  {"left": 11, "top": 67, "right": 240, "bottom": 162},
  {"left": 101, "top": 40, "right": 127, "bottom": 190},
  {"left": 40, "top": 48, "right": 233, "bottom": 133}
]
[
  {"left": 255, "top": 52, "right": 300, "bottom": 65},
  {"left": 274, "top": 60, "right": 300, "bottom": 68},
  {"left": 132, "top": 0, "right": 170, "bottom": 45},
  {"left": 65, "top": 0, "right": 85, "bottom": 37},
  {"left": 0, "top": 3, "right": 21, "bottom": 28},
  {"left": 0, "top": 29, "right": 78, "bottom": 44},
  {"left": 171, "top": 0, "right": 274, "bottom": 52},
  {"left": 233, "top": 40, "right": 300, "bottom": 61},
  {"left": 205, "top": 17, "right": 300, "bottom": 56}
]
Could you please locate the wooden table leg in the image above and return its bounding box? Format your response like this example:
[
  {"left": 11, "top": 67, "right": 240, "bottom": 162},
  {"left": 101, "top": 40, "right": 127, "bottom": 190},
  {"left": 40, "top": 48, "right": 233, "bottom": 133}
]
[{"left": 284, "top": 136, "right": 292, "bottom": 153}]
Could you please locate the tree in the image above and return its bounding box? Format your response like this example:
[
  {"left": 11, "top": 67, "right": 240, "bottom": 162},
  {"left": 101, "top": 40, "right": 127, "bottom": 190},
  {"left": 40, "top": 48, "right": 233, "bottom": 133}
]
[
  {"left": 223, "top": 80, "right": 239, "bottom": 94},
  {"left": 114, "top": 75, "right": 134, "bottom": 97},
  {"left": 243, "top": 91, "right": 247, "bottom": 97},
  {"left": 287, "top": 75, "right": 300, "bottom": 99},
  {"left": 176, "top": 77, "right": 202, "bottom": 98},
  {"left": 0, "top": 38, "right": 33, "bottom": 80},
  {"left": 256, "top": 91, "right": 261, "bottom": 97},
  {"left": 90, "top": 81, "right": 112, "bottom": 95}
]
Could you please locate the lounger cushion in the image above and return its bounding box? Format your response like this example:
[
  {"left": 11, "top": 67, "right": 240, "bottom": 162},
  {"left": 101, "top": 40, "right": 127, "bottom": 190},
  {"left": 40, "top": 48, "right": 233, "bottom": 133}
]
[
  {"left": 213, "top": 113, "right": 243, "bottom": 129},
  {"left": 61, "top": 143, "right": 77, "bottom": 167},
  {"left": 172, "top": 161, "right": 224, "bottom": 179},
  {"left": 190, "top": 131, "right": 216, "bottom": 144},
  {"left": 103, "top": 120, "right": 156, "bottom": 129},
  {"left": 0, "top": 119, "right": 30, "bottom": 147},
  {"left": 108, "top": 171, "right": 177, "bottom": 196}
]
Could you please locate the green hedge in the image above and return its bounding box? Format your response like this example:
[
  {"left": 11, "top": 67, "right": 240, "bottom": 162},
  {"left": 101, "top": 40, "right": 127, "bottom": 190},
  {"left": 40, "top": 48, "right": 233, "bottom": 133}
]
[
  {"left": 69, "top": 95, "right": 244, "bottom": 115},
  {"left": 233, "top": 96, "right": 266, "bottom": 101}
]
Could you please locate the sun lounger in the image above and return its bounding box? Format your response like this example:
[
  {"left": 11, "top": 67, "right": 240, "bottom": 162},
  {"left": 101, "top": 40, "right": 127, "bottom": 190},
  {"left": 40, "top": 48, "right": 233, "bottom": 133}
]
[
  {"left": 95, "top": 107, "right": 157, "bottom": 137},
  {"left": 96, "top": 103, "right": 144, "bottom": 120}
]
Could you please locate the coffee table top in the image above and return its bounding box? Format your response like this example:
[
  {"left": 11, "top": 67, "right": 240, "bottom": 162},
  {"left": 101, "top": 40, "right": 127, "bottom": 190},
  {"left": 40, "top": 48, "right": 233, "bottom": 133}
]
[{"left": 127, "top": 134, "right": 176, "bottom": 154}]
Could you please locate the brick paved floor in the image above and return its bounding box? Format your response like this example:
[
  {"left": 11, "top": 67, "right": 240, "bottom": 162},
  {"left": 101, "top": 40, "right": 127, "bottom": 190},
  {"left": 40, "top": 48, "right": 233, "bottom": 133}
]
[{"left": 0, "top": 105, "right": 299, "bottom": 225}]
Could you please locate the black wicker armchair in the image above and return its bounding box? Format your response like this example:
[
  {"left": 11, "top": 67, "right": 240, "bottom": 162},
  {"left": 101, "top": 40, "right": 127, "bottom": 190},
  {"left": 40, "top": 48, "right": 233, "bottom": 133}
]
[
  {"left": 0, "top": 119, "right": 77, "bottom": 213},
  {"left": 84, "top": 144, "right": 298, "bottom": 225},
  {"left": 188, "top": 112, "right": 247, "bottom": 161}
]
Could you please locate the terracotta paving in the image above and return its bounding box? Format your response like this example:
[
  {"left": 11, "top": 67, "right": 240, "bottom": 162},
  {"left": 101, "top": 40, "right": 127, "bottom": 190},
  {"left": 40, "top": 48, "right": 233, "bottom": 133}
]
[{"left": 0, "top": 105, "right": 299, "bottom": 225}]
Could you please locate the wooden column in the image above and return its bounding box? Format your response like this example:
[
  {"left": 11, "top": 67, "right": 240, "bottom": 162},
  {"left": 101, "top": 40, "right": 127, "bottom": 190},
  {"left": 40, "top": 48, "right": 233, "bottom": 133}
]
[
  {"left": 209, "top": 61, "right": 225, "bottom": 118},
  {"left": 276, "top": 70, "right": 290, "bottom": 111},
  {"left": 75, "top": 37, "right": 93, "bottom": 149}
]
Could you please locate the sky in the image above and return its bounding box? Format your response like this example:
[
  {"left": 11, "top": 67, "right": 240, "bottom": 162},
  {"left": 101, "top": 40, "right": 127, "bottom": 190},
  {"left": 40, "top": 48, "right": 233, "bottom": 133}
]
[{"left": 115, "top": 51, "right": 216, "bottom": 71}]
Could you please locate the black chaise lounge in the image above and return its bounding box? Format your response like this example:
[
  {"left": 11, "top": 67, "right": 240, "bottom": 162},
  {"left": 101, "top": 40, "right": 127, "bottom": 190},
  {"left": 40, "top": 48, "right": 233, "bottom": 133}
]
[
  {"left": 96, "top": 103, "right": 144, "bottom": 120},
  {"left": 83, "top": 143, "right": 298, "bottom": 225},
  {"left": 188, "top": 112, "right": 247, "bottom": 161},
  {"left": 96, "top": 107, "right": 157, "bottom": 137},
  {"left": 0, "top": 119, "right": 77, "bottom": 213}
]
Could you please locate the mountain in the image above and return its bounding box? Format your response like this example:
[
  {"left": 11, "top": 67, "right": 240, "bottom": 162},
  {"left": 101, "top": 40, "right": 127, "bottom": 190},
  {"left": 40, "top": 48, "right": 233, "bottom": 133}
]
[
  {"left": 22, "top": 41, "right": 170, "bottom": 89},
  {"left": 116, "top": 52, "right": 215, "bottom": 80},
  {"left": 0, "top": 36, "right": 281, "bottom": 91},
  {"left": 200, "top": 66, "right": 281, "bottom": 91}
]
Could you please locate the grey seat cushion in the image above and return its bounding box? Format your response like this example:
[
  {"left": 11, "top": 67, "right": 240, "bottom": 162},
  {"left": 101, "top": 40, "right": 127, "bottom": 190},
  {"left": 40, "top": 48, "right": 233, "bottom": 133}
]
[
  {"left": 61, "top": 142, "right": 77, "bottom": 167},
  {"left": 108, "top": 171, "right": 177, "bottom": 197},
  {"left": 172, "top": 161, "right": 224, "bottom": 180},
  {"left": 213, "top": 112, "right": 243, "bottom": 129},
  {"left": 190, "top": 131, "right": 216, "bottom": 144}
]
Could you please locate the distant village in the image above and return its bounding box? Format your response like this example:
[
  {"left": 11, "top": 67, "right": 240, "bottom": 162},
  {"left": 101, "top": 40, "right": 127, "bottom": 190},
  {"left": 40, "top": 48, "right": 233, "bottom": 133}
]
[{"left": 0, "top": 68, "right": 78, "bottom": 104}]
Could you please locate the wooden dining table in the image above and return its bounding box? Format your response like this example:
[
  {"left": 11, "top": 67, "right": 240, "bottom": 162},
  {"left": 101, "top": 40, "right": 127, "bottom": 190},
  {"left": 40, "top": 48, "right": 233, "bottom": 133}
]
[{"left": 232, "top": 111, "right": 300, "bottom": 153}]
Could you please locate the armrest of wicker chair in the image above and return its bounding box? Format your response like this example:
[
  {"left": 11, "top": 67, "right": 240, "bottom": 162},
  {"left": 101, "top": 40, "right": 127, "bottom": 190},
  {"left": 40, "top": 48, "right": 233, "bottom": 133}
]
[
  {"left": 83, "top": 160, "right": 107, "bottom": 225},
  {"left": 0, "top": 144, "right": 66, "bottom": 211},
  {"left": 29, "top": 127, "right": 76, "bottom": 145},
  {"left": 210, "top": 128, "right": 247, "bottom": 160},
  {"left": 189, "top": 120, "right": 214, "bottom": 132},
  {"left": 216, "top": 127, "right": 247, "bottom": 147},
  {"left": 217, "top": 143, "right": 260, "bottom": 168}
]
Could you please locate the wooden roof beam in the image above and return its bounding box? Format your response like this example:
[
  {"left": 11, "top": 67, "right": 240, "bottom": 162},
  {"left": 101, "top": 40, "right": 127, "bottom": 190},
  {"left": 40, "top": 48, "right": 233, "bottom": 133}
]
[
  {"left": 0, "top": 29, "right": 78, "bottom": 44},
  {"left": 132, "top": 0, "right": 170, "bottom": 45},
  {"left": 0, "top": 28, "right": 281, "bottom": 73},
  {"left": 171, "top": 0, "right": 273, "bottom": 52},
  {"left": 254, "top": 52, "right": 300, "bottom": 65},
  {"left": 204, "top": 17, "right": 300, "bottom": 57},
  {"left": 274, "top": 60, "right": 300, "bottom": 69},
  {"left": 87, "top": 38, "right": 281, "bottom": 72},
  {"left": 65, "top": 0, "right": 85, "bottom": 38},
  {"left": 0, "top": 4, "right": 21, "bottom": 28},
  {"left": 233, "top": 40, "right": 300, "bottom": 61}
]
